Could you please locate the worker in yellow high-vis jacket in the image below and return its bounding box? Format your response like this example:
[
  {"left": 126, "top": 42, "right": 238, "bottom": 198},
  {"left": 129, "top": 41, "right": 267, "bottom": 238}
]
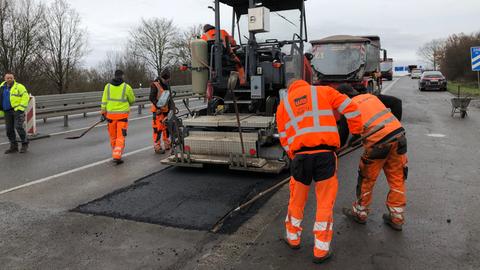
[
  {"left": 0, "top": 72, "right": 30, "bottom": 154},
  {"left": 101, "top": 70, "right": 135, "bottom": 164}
]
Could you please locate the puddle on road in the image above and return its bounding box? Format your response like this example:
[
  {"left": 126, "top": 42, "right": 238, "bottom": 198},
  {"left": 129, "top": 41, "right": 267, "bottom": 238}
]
[{"left": 72, "top": 166, "right": 287, "bottom": 233}]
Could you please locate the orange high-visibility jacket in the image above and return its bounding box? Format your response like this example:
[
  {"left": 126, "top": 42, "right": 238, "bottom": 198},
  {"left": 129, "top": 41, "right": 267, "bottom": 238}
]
[
  {"left": 352, "top": 93, "right": 402, "bottom": 147},
  {"left": 201, "top": 29, "right": 237, "bottom": 48},
  {"left": 151, "top": 82, "right": 169, "bottom": 113},
  {"left": 276, "top": 80, "right": 363, "bottom": 157}
]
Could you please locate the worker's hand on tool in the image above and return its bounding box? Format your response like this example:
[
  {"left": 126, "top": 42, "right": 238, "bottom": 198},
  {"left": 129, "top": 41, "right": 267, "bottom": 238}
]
[
  {"left": 100, "top": 113, "right": 107, "bottom": 122},
  {"left": 348, "top": 134, "right": 362, "bottom": 147}
]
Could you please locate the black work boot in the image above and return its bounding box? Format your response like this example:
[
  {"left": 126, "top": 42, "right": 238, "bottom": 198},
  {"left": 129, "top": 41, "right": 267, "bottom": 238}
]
[
  {"left": 113, "top": 158, "right": 124, "bottom": 165},
  {"left": 4, "top": 143, "right": 18, "bottom": 154},
  {"left": 19, "top": 143, "right": 28, "bottom": 154},
  {"left": 342, "top": 207, "right": 367, "bottom": 224},
  {"left": 382, "top": 213, "right": 403, "bottom": 231},
  {"left": 313, "top": 251, "right": 333, "bottom": 264}
]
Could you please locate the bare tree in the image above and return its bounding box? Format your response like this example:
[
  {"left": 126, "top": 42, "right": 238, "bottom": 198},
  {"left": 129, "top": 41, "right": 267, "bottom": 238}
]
[
  {"left": 417, "top": 39, "right": 445, "bottom": 71},
  {"left": 98, "top": 49, "right": 151, "bottom": 88},
  {"left": 129, "top": 18, "right": 178, "bottom": 77},
  {"left": 0, "top": 0, "right": 45, "bottom": 82},
  {"left": 174, "top": 24, "right": 203, "bottom": 65},
  {"left": 39, "top": 0, "right": 87, "bottom": 94}
]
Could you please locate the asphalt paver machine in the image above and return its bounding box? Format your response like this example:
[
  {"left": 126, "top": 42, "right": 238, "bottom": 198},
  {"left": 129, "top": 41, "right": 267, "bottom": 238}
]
[{"left": 162, "top": 0, "right": 311, "bottom": 173}]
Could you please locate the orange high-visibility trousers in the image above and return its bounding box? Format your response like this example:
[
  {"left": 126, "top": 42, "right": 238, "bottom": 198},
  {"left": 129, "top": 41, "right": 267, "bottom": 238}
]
[
  {"left": 152, "top": 113, "right": 170, "bottom": 151},
  {"left": 352, "top": 140, "right": 408, "bottom": 225},
  {"left": 107, "top": 114, "right": 129, "bottom": 160},
  {"left": 285, "top": 150, "right": 338, "bottom": 259}
]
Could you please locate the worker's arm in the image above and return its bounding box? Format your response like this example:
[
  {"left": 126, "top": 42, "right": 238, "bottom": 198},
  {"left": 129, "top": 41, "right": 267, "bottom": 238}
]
[
  {"left": 276, "top": 101, "right": 293, "bottom": 159},
  {"left": 327, "top": 86, "right": 363, "bottom": 135},
  {"left": 18, "top": 84, "right": 30, "bottom": 111},
  {"left": 377, "top": 94, "right": 402, "bottom": 121},
  {"left": 101, "top": 84, "right": 108, "bottom": 114},
  {"left": 126, "top": 84, "right": 135, "bottom": 105}
]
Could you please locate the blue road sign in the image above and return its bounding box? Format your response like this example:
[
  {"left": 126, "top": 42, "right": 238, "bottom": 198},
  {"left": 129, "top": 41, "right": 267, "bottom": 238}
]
[
  {"left": 395, "top": 66, "right": 404, "bottom": 72},
  {"left": 471, "top": 47, "right": 480, "bottom": 71}
]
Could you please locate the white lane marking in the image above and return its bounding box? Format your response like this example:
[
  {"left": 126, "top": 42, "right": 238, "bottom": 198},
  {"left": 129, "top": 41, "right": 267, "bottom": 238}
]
[
  {"left": 426, "top": 133, "right": 446, "bottom": 138},
  {"left": 382, "top": 78, "right": 401, "bottom": 94},
  {"left": 0, "top": 146, "right": 152, "bottom": 196}
]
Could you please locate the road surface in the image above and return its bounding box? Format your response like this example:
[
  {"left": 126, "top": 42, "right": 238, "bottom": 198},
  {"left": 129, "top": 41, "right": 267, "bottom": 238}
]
[{"left": 0, "top": 78, "right": 478, "bottom": 269}]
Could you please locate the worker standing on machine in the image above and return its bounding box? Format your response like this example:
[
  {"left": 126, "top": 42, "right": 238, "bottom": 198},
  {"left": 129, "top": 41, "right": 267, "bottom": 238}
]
[
  {"left": 337, "top": 84, "right": 408, "bottom": 231},
  {"left": 150, "top": 69, "right": 172, "bottom": 154},
  {"left": 277, "top": 79, "right": 363, "bottom": 264},
  {"left": 201, "top": 24, "right": 246, "bottom": 85},
  {"left": 101, "top": 70, "right": 135, "bottom": 164}
]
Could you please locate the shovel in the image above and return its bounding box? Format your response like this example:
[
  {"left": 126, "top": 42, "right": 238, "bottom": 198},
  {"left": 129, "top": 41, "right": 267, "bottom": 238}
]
[{"left": 65, "top": 120, "right": 104, "bottom": 140}]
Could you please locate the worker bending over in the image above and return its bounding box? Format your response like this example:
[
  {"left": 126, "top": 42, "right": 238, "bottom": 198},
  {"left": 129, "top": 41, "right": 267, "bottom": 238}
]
[
  {"left": 337, "top": 84, "right": 408, "bottom": 231},
  {"left": 101, "top": 70, "right": 135, "bottom": 164},
  {"left": 150, "top": 69, "right": 172, "bottom": 154},
  {"left": 201, "top": 24, "right": 246, "bottom": 85},
  {"left": 277, "top": 79, "right": 363, "bottom": 263}
]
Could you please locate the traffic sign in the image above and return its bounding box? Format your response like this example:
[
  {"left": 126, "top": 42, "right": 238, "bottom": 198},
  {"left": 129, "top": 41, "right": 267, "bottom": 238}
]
[{"left": 471, "top": 47, "right": 480, "bottom": 71}]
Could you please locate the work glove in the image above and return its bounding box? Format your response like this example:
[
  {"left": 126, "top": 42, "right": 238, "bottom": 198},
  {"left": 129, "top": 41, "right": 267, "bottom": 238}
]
[
  {"left": 100, "top": 114, "right": 107, "bottom": 122},
  {"left": 348, "top": 134, "right": 362, "bottom": 147}
]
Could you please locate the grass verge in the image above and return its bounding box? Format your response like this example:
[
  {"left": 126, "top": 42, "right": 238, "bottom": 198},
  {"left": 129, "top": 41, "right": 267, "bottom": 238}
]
[{"left": 448, "top": 82, "right": 480, "bottom": 97}]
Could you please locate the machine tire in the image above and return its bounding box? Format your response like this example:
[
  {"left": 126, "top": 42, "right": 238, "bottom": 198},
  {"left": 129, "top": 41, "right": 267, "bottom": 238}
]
[
  {"left": 207, "top": 97, "right": 224, "bottom": 114},
  {"left": 461, "top": 111, "right": 467, "bottom": 118}
]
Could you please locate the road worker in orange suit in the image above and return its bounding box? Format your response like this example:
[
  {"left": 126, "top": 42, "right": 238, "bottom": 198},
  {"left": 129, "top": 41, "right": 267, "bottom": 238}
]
[
  {"left": 150, "top": 69, "right": 172, "bottom": 154},
  {"left": 337, "top": 84, "right": 408, "bottom": 231},
  {"left": 101, "top": 70, "right": 135, "bottom": 164},
  {"left": 277, "top": 79, "right": 363, "bottom": 263},
  {"left": 201, "top": 24, "right": 246, "bottom": 85}
]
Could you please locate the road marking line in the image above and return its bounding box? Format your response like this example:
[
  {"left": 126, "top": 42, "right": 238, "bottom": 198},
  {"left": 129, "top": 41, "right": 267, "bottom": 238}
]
[
  {"left": 426, "top": 133, "right": 446, "bottom": 138},
  {"left": 0, "top": 146, "right": 152, "bottom": 196},
  {"left": 382, "top": 78, "right": 401, "bottom": 94}
]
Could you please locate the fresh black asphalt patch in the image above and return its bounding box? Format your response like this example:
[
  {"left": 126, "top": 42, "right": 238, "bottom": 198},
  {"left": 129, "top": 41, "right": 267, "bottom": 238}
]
[{"left": 73, "top": 166, "right": 287, "bottom": 232}]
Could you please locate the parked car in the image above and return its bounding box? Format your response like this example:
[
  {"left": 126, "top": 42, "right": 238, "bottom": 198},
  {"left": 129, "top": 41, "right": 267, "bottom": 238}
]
[
  {"left": 419, "top": 71, "right": 447, "bottom": 91},
  {"left": 411, "top": 68, "right": 423, "bottom": 79}
]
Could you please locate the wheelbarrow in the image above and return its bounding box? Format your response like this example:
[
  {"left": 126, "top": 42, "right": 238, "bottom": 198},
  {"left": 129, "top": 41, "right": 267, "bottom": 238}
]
[{"left": 451, "top": 97, "right": 472, "bottom": 118}]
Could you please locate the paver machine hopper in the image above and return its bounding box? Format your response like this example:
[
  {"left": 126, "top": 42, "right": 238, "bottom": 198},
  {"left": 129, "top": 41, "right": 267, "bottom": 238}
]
[{"left": 162, "top": 0, "right": 311, "bottom": 173}]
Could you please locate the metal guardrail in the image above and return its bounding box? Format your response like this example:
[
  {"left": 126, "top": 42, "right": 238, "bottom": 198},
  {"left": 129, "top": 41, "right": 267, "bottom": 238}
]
[{"left": 0, "top": 85, "right": 195, "bottom": 127}]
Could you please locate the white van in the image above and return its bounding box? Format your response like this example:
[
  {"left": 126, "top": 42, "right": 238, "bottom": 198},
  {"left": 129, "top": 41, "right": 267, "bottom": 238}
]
[{"left": 411, "top": 69, "right": 423, "bottom": 79}]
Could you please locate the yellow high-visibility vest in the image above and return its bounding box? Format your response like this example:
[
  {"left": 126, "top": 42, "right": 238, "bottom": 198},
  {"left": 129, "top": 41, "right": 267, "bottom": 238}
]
[{"left": 101, "top": 82, "right": 135, "bottom": 114}]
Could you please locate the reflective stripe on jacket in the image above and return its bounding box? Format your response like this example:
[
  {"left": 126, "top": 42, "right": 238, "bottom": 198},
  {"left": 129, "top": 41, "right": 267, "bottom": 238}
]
[
  {"left": 276, "top": 80, "right": 363, "bottom": 157},
  {"left": 352, "top": 93, "right": 402, "bottom": 146},
  {"left": 0, "top": 81, "right": 29, "bottom": 113},
  {"left": 101, "top": 82, "right": 135, "bottom": 115}
]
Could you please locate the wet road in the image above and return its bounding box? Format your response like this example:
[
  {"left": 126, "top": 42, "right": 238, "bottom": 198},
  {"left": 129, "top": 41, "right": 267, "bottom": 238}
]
[
  {"left": 1, "top": 77, "right": 478, "bottom": 269},
  {"left": 196, "top": 77, "right": 480, "bottom": 270}
]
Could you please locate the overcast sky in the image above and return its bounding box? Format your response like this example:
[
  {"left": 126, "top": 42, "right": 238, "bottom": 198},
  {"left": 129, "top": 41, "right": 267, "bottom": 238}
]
[{"left": 40, "top": 0, "right": 480, "bottom": 68}]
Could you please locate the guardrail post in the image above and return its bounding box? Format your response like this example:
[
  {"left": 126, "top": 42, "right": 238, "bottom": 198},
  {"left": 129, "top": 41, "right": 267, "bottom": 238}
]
[
  {"left": 138, "top": 104, "right": 142, "bottom": 114},
  {"left": 64, "top": 115, "right": 68, "bottom": 127}
]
